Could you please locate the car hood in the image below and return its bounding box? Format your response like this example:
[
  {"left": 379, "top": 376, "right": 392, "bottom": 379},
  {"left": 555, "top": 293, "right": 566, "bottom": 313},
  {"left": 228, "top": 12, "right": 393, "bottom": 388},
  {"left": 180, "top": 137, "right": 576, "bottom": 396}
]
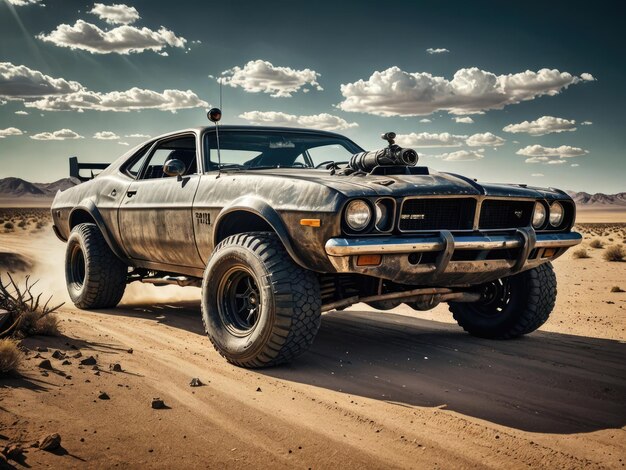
[{"left": 234, "top": 168, "right": 564, "bottom": 199}]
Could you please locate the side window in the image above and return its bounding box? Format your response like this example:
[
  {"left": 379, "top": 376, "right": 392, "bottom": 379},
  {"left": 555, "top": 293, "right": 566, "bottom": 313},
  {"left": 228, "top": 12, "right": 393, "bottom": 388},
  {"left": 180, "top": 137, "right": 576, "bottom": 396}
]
[
  {"left": 140, "top": 135, "right": 197, "bottom": 180},
  {"left": 125, "top": 144, "right": 153, "bottom": 178}
]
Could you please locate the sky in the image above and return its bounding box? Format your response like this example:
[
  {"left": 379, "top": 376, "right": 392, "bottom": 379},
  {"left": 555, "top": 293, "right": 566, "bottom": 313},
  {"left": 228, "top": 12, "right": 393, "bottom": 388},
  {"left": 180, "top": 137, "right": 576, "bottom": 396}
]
[{"left": 0, "top": 0, "right": 624, "bottom": 193}]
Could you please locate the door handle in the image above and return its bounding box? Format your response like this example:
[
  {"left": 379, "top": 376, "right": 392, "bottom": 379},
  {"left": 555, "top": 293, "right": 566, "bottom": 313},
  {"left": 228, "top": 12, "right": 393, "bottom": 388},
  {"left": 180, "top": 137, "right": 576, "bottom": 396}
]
[{"left": 126, "top": 190, "right": 137, "bottom": 197}]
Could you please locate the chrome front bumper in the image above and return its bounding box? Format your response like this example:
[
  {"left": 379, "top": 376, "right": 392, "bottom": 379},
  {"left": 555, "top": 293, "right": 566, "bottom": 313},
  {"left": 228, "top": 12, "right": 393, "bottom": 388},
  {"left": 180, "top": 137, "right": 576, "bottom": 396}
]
[{"left": 324, "top": 229, "right": 582, "bottom": 284}]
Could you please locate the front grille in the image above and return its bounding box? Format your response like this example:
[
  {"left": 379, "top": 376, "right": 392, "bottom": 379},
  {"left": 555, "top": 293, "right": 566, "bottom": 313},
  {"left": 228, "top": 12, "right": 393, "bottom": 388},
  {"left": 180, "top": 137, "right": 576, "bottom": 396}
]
[
  {"left": 399, "top": 198, "right": 476, "bottom": 231},
  {"left": 478, "top": 200, "right": 534, "bottom": 229}
]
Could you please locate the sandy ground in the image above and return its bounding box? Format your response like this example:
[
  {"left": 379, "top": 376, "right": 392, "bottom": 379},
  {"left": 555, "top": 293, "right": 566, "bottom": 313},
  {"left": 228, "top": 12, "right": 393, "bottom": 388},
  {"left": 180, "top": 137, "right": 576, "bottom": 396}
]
[{"left": 0, "top": 213, "right": 625, "bottom": 468}]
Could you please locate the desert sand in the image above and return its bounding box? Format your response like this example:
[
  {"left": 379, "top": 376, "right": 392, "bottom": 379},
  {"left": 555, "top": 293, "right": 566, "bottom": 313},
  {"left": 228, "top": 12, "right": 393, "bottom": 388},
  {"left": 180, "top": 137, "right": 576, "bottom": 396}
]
[{"left": 0, "top": 208, "right": 625, "bottom": 469}]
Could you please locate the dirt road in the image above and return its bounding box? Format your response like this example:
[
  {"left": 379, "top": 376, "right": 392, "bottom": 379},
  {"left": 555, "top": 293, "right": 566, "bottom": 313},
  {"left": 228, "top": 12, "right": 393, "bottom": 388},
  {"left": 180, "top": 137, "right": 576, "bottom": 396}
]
[{"left": 1, "top": 227, "right": 626, "bottom": 468}]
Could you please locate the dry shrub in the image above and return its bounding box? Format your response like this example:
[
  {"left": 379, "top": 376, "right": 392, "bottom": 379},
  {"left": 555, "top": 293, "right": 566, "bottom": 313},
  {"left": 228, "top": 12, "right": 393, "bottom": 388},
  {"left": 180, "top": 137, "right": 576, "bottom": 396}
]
[
  {"left": 603, "top": 245, "right": 625, "bottom": 262},
  {"left": 611, "top": 286, "right": 625, "bottom": 293},
  {"left": 0, "top": 275, "right": 63, "bottom": 339},
  {"left": 0, "top": 338, "right": 22, "bottom": 375},
  {"left": 589, "top": 239, "right": 604, "bottom": 249},
  {"left": 572, "top": 248, "right": 590, "bottom": 259}
]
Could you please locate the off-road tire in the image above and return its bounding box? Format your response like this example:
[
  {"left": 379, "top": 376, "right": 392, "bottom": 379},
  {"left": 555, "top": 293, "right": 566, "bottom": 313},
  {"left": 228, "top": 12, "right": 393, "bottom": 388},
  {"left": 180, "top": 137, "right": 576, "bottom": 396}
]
[
  {"left": 65, "top": 223, "right": 127, "bottom": 309},
  {"left": 449, "top": 263, "right": 556, "bottom": 339},
  {"left": 201, "top": 232, "right": 321, "bottom": 368}
]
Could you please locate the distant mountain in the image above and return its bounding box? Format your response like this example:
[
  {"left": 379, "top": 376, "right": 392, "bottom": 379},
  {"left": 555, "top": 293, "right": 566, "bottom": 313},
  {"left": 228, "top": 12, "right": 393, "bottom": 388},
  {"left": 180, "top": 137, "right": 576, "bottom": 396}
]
[
  {"left": 566, "top": 191, "right": 626, "bottom": 206},
  {"left": 0, "top": 177, "right": 80, "bottom": 198}
]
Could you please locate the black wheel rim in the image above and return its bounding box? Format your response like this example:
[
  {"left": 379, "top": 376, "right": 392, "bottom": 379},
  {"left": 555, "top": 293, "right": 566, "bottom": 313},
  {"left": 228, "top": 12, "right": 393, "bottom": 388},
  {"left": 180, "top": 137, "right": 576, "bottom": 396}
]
[
  {"left": 472, "top": 278, "right": 512, "bottom": 317},
  {"left": 217, "top": 265, "right": 262, "bottom": 335},
  {"left": 69, "top": 244, "right": 86, "bottom": 289}
]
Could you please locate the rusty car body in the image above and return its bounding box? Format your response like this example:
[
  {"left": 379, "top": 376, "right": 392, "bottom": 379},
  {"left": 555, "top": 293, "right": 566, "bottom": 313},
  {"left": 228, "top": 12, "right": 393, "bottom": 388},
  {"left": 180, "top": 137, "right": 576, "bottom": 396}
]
[{"left": 51, "top": 123, "right": 582, "bottom": 367}]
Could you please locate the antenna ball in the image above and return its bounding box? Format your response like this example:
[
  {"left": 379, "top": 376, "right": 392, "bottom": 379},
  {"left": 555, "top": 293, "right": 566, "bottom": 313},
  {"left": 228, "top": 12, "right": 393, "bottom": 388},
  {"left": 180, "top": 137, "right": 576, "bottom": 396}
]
[{"left": 207, "top": 108, "right": 222, "bottom": 123}]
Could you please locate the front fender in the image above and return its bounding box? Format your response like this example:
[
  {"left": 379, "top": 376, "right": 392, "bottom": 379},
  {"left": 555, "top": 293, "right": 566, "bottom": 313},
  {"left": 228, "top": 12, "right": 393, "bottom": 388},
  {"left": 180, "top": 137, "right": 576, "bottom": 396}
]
[{"left": 213, "top": 196, "right": 309, "bottom": 268}]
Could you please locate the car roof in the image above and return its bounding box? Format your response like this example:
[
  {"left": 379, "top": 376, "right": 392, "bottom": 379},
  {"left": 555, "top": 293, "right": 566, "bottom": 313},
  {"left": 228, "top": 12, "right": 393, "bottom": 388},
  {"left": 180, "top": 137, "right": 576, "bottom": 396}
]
[{"left": 158, "top": 125, "right": 352, "bottom": 140}]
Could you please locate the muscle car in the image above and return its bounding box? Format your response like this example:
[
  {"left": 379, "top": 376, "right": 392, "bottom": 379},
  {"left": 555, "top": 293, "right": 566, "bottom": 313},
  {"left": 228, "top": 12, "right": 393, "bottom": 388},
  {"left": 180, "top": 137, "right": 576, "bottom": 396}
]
[{"left": 51, "top": 114, "right": 582, "bottom": 367}]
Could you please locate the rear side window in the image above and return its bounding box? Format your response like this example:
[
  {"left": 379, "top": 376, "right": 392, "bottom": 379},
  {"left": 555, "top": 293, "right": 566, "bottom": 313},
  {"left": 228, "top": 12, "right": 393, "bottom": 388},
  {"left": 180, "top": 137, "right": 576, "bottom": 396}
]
[{"left": 125, "top": 144, "right": 153, "bottom": 178}]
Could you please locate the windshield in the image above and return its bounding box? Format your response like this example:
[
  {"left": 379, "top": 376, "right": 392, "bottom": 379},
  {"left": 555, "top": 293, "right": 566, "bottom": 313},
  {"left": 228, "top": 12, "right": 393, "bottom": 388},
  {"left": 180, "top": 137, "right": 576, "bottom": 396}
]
[{"left": 203, "top": 130, "right": 361, "bottom": 171}]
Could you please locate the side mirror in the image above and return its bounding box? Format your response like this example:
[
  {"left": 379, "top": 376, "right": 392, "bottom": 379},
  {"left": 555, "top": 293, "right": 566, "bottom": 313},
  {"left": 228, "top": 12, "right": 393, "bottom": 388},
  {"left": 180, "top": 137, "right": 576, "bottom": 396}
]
[{"left": 163, "top": 159, "right": 186, "bottom": 177}]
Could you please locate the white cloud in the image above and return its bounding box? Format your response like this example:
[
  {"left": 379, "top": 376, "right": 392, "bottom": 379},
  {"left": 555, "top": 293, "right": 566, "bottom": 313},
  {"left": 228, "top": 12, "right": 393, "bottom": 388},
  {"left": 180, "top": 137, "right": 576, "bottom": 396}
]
[
  {"left": 531, "top": 173, "right": 544, "bottom": 177},
  {"left": 426, "top": 48, "right": 449, "bottom": 54},
  {"left": 0, "top": 62, "right": 83, "bottom": 98},
  {"left": 580, "top": 73, "right": 595, "bottom": 81},
  {"left": 1, "top": 62, "right": 206, "bottom": 112},
  {"left": 466, "top": 132, "right": 505, "bottom": 147},
  {"left": 125, "top": 133, "right": 151, "bottom": 138},
  {"left": 503, "top": 115, "right": 576, "bottom": 136},
  {"left": 571, "top": 163, "right": 580, "bottom": 167},
  {"left": 419, "top": 118, "right": 431, "bottom": 123},
  {"left": 25, "top": 87, "right": 207, "bottom": 112},
  {"left": 30, "top": 129, "right": 83, "bottom": 140},
  {"left": 93, "top": 131, "right": 120, "bottom": 140},
  {"left": 395, "top": 132, "right": 467, "bottom": 148},
  {"left": 6, "top": 0, "right": 44, "bottom": 5},
  {"left": 118, "top": 141, "right": 129, "bottom": 146},
  {"left": 89, "top": 3, "right": 140, "bottom": 25},
  {"left": 338, "top": 67, "right": 592, "bottom": 116},
  {"left": 581, "top": 120, "right": 592, "bottom": 125},
  {"left": 38, "top": 20, "right": 186, "bottom": 55},
  {"left": 454, "top": 116, "right": 474, "bottom": 124},
  {"left": 14, "top": 110, "right": 28, "bottom": 115},
  {"left": 221, "top": 60, "right": 322, "bottom": 97},
  {"left": 239, "top": 111, "right": 358, "bottom": 131},
  {"left": 435, "top": 149, "right": 485, "bottom": 161},
  {"left": 0, "top": 127, "right": 23, "bottom": 138},
  {"left": 517, "top": 144, "right": 588, "bottom": 164}
]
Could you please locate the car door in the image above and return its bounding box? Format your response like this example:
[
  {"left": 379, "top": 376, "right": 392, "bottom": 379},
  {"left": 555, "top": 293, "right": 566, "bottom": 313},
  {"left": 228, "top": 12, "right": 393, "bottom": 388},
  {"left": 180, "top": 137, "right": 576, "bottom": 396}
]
[{"left": 118, "top": 133, "right": 203, "bottom": 268}]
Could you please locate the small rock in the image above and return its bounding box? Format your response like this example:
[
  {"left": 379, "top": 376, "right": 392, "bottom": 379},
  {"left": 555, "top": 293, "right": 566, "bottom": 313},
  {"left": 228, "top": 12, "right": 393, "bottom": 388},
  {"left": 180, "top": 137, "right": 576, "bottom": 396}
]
[
  {"left": 36, "top": 346, "right": 48, "bottom": 352},
  {"left": 51, "top": 350, "right": 65, "bottom": 360},
  {"left": 5, "top": 443, "right": 22, "bottom": 459},
  {"left": 70, "top": 344, "right": 78, "bottom": 350},
  {"left": 80, "top": 356, "right": 97, "bottom": 366},
  {"left": 189, "top": 378, "right": 203, "bottom": 387},
  {"left": 34, "top": 353, "right": 43, "bottom": 359},
  {"left": 38, "top": 433, "right": 61, "bottom": 451},
  {"left": 98, "top": 392, "right": 110, "bottom": 400},
  {"left": 72, "top": 352, "right": 82, "bottom": 359},
  {"left": 256, "top": 387, "right": 262, "bottom": 392},
  {"left": 127, "top": 348, "right": 133, "bottom": 354},
  {"left": 62, "top": 360, "right": 71, "bottom": 366},
  {"left": 38, "top": 359, "right": 53, "bottom": 370},
  {"left": 40, "top": 371, "right": 49, "bottom": 377},
  {"left": 93, "top": 370, "right": 100, "bottom": 376},
  {"left": 110, "top": 363, "right": 122, "bottom": 372},
  {"left": 151, "top": 398, "right": 165, "bottom": 409}
]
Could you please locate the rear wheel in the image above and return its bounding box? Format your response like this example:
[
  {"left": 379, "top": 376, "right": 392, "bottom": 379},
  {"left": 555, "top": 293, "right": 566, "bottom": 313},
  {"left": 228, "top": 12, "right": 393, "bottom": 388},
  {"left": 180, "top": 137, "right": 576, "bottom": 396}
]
[
  {"left": 449, "top": 263, "right": 556, "bottom": 339},
  {"left": 65, "top": 223, "right": 127, "bottom": 309},
  {"left": 202, "top": 232, "right": 321, "bottom": 368}
]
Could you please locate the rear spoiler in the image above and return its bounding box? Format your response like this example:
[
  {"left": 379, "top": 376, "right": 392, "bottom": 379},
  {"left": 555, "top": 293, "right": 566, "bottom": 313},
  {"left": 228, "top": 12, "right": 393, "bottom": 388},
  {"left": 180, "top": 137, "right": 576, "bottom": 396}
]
[{"left": 69, "top": 156, "right": 109, "bottom": 182}]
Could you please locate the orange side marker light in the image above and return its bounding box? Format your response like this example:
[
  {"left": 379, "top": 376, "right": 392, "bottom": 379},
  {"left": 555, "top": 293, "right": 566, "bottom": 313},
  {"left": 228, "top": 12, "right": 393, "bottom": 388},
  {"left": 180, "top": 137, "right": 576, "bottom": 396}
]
[
  {"left": 300, "top": 219, "right": 321, "bottom": 227},
  {"left": 356, "top": 254, "right": 382, "bottom": 266}
]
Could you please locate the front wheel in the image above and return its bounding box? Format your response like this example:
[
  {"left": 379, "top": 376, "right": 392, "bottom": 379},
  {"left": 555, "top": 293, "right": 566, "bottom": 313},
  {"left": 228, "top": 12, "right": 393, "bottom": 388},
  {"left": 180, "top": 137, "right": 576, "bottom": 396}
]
[
  {"left": 449, "top": 263, "right": 556, "bottom": 339},
  {"left": 201, "top": 232, "right": 321, "bottom": 368}
]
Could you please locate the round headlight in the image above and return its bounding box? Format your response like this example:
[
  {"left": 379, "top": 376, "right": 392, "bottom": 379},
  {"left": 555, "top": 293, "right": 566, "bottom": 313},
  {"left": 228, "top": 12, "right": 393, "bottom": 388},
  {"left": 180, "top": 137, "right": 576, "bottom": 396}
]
[
  {"left": 532, "top": 202, "right": 547, "bottom": 228},
  {"left": 375, "top": 200, "right": 390, "bottom": 230},
  {"left": 345, "top": 200, "right": 372, "bottom": 231},
  {"left": 549, "top": 202, "right": 564, "bottom": 227}
]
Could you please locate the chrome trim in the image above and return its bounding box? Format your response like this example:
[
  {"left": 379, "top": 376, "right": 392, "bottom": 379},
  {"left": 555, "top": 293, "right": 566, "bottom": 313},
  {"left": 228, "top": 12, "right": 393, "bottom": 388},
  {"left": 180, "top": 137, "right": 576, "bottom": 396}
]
[
  {"left": 374, "top": 197, "right": 396, "bottom": 233},
  {"left": 325, "top": 231, "right": 582, "bottom": 256}
]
